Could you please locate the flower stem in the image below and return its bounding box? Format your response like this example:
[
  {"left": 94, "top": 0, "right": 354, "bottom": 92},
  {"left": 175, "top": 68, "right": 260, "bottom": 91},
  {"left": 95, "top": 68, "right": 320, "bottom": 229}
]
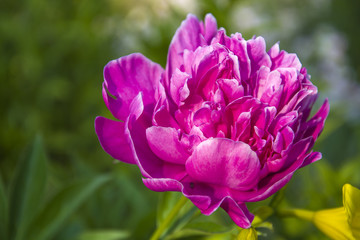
[
  {"left": 150, "top": 195, "right": 188, "bottom": 240},
  {"left": 277, "top": 208, "right": 315, "bottom": 221}
]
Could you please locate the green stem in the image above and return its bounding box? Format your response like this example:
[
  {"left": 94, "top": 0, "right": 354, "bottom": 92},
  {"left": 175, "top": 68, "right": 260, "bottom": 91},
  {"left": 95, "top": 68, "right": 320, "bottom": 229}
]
[
  {"left": 150, "top": 195, "right": 188, "bottom": 240},
  {"left": 277, "top": 208, "right": 315, "bottom": 222}
]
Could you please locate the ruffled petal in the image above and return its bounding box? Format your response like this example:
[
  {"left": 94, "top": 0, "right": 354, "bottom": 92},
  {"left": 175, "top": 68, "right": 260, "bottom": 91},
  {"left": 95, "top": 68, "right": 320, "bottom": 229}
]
[
  {"left": 231, "top": 136, "right": 314, "bottom": 202},
  {"left": 103, "top": 53, "right": 164, "bottom": 120},
  {"left": 166, "top": 14, "right": 218, "bottom": 88},
  {"left": 125, "top": 93, "right": 186, "bottom": 180}
]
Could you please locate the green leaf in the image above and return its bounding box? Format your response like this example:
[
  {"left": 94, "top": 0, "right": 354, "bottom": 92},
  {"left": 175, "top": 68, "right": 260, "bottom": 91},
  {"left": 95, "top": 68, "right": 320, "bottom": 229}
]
[
  {"left": 77, "top": 230, "right": 130, "bottom": 240},
  {"left": 166, "top": 221, "right": 232, "bottom": 239},
  {"left": 269, "top": 185, "right": 287, "bottom": 209},
  {"left": 255, "top": 221, "right": 273, "bottom": 233},
  {"left": 157, "top": 192, "right": 182, "bottom": 227},
  {"left": 26, "top": 175, "right": 111, "bottom": 240},
  {"left": 8, "top": 135, "right": 47, "bottom": 240},
  {"left": 0, "top": 175, "right": 8, "bottom": 240},
  {"left": 251, "top": 206, "right": 274, "bottom": 226}
]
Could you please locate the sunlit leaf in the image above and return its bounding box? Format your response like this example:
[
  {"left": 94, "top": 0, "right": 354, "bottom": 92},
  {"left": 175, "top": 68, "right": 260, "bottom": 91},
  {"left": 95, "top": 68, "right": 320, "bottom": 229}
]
[
  {"left": 77, "top": 230, "right": 130, "bottom": 240},
  {"left": 166, "top": 221, "right": 232, "bottom": 239},
  {"left": 237, "top": 227, "right": 258, "bottom": 240}
]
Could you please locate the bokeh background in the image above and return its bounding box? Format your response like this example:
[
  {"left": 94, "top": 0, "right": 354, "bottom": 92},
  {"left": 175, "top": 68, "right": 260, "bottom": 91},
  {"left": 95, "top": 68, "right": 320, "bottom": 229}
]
[{"left": 1, "top": 0, "right": 360, "bottom": 239}]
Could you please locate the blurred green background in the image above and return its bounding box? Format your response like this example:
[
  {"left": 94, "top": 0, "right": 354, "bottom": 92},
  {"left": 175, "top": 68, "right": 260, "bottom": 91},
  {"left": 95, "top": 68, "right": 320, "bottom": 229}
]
[{"left": 1, "top": 0, "right": 360, "bottom": 239}]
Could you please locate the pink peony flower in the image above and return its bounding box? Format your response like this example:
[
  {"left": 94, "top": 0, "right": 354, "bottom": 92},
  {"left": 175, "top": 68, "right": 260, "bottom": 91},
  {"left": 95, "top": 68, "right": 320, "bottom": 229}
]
[{"left": 95, "top": 14, "right": 329, "bottom": 228}]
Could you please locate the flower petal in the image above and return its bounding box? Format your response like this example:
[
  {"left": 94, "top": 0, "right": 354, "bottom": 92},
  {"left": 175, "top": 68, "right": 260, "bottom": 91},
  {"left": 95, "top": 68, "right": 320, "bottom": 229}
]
[
  {"left": 186, "top": 138, "right": 261, "bottom": 191},
  {"left": 221, "top": 198, "right": 253, "bottom": 229},
  {"left": 95, "top": 116, "right": 135, "bottom": 164},
  {"left": 166, "top": 14, "right": 217, "bottom": 88},
  {"left": 146, "top": 126, "right": 191, "bottom": 164},
  {"left": 231, "top": 136, "right": 314, "bottom": 202},
  {"left": 126, "top": 93, "right": 186, "bottom": 180},
  {"left": 103, "top": 53, "right": 164, "bottom": 120}
]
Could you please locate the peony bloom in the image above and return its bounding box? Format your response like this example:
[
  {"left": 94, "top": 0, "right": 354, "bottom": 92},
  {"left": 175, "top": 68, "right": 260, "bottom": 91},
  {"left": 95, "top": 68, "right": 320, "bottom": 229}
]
[{"left": 95, "top": 14, "right": 329, "bottom": 228}]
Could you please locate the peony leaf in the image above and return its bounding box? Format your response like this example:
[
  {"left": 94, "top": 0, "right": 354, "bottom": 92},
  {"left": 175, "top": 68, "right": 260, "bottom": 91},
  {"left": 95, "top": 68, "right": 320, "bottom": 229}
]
[
  {"left": 165, "top": 221, "right": 232, "bottom": 239},
  {"left": 77, "top": 230, "right": 130, "bottom": 240},
  {"left": 8, "top": 135, "right": 47, "bottom": 240},
  {"left": 155, "top": 193, "right": 197, "bottom": 239},
  {"left": 251, "top": 206, "right": 274, "bottom": 226},
  {"left": 25, "top": 175, "right": 111, "bottom": 240},
  {"left": 157, "top": 191, "right": 182, "bottom": 227}
]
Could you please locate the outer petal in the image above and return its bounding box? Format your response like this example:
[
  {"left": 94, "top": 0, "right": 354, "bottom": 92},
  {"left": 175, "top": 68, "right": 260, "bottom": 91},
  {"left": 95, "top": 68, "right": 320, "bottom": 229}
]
[
  {"left": 186, "top": 138, "right": 261, "bottom": 191},
  {"left": 103, "top": 53, "right": 164, "bottom": 120},
  {"left": 300, "top": 151, "right": 322, "bottom": 168},
  {"left": 95, "top": 116, "right": 135, "bottom": 164},
  {"left": 300, "top": 98, "right": 330, "bottom": 141},
  {"left": 221, "top": 198, "right": 253, "bottom": 228}
]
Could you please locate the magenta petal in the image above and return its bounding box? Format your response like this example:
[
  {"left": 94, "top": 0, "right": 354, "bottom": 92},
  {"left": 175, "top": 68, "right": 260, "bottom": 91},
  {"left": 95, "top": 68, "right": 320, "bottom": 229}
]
[
  {"left": 142, "top": 177, "right": 183, "bottom": 192},
  {"left": 235, "top": 137, "right": 314, "bottom": 202},
  {"left": 221, "top": 198, "right": 253, "bottom": 229},
  {"left": 300, "top": 151, "right": 322, "bottom": 168},
  {"left": 186, "top": 138, "right": 261, "bottom": 191},
  {"left": 95, "top": 116, "right": 135, "bottom": 164},
  {"left": 271, "top": 50, "right": 302, "bottom": 71},
  {"left": 170, "top": 69, "right": 191, "bottom": 105},
  {"left": 125, "top": 93, "right": 186, "bottom": 180},
  {"left": 247, "top": 37, "right": 271, "bottom": 75},
  {"left": 152, "top": 99, "right": 179, "bottom": 128},
  {"left": 302, "top": 98, "right": 330, "bottom": 140},
  {"left": 221, "top": 33, "right": 251, "bottom": 81},
  {"left": 166, "top": 14, "right": 207, "bottom": 86},
  {"left": 203, "top": 13, "right": 218, "bottom": 44},
  {"left": 143, "top": 177, "right": 213, "bottom": 212},
  {"left": 146, "top": 126, "right": 191, "bottom": 164},
  {"left": 103, "top": 53, "right": 164, "bottom": 120},
  {"left": 217, "top": 78, "right": 244, "bottom": 103}
]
